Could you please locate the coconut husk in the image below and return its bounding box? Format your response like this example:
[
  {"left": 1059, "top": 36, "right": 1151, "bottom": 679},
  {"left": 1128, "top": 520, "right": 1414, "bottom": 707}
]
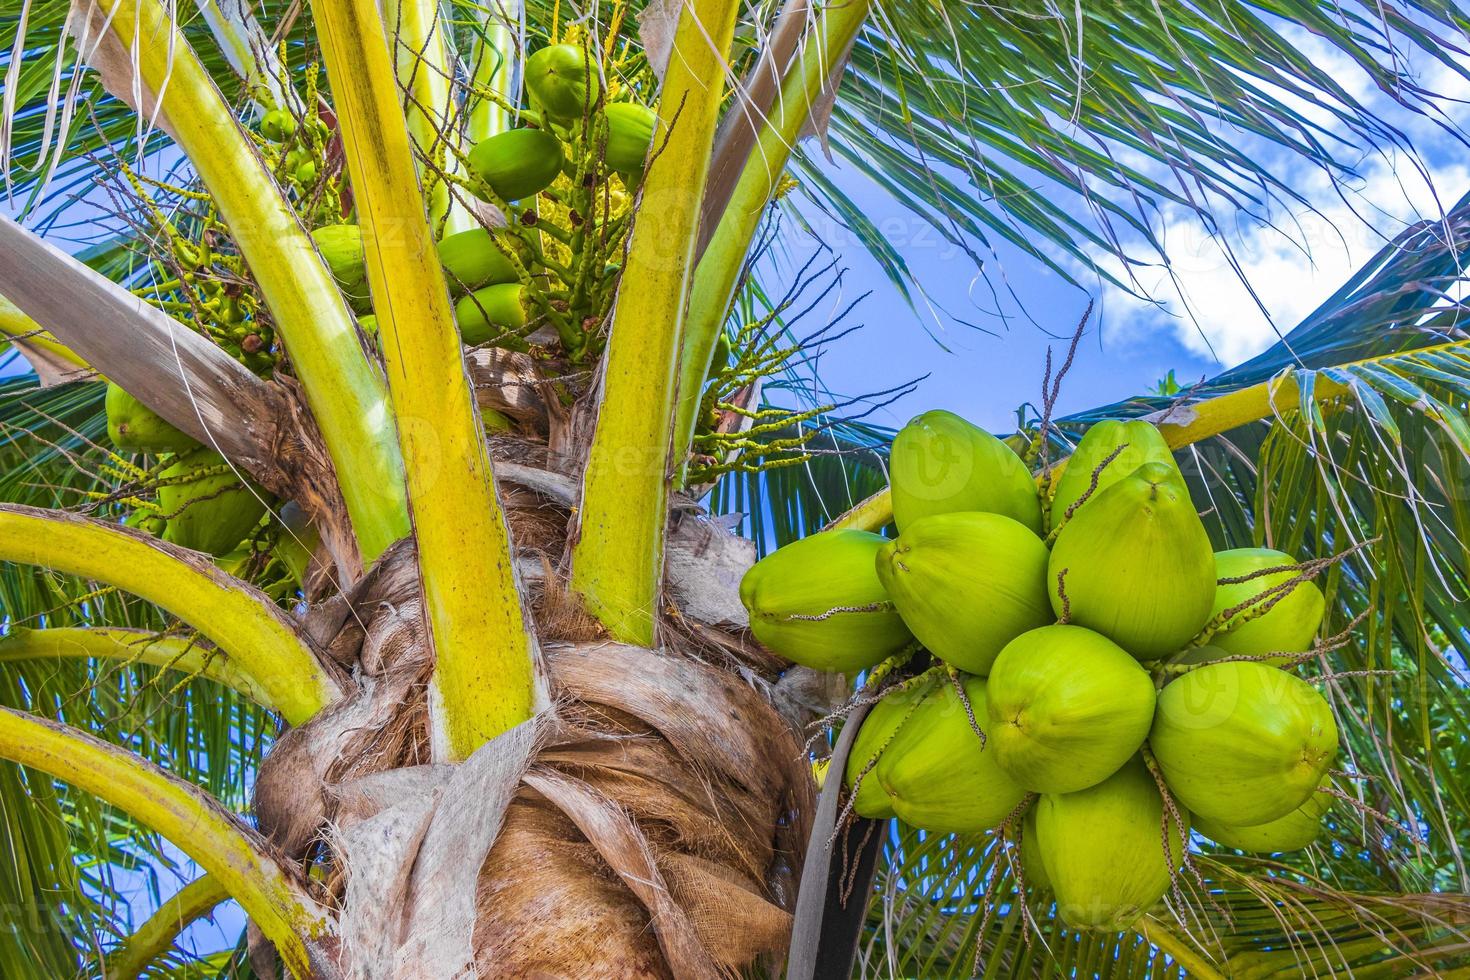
[{"left": 245, "top": 446, "right": 816, "bottom": 977}]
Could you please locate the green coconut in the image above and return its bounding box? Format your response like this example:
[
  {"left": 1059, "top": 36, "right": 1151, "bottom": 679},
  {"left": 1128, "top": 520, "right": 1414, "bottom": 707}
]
[
  {"left": 741, "top": 529, "right": 914, "bottom": 673},
  {"left": 158, "top": 449, "right": 269, "bottom": 556},
  {"left": 1194, "top": 777, "right": 1331, "bottom": 853},
  {"left": 259, "top": 108, "right": 297, "bottom": 142},
  {"left": 105, "top": 383, "right": 197, "bottom": 453},
  {"left": 525, "top": 44, "right": 601, "bottom": 122},
  {"left": 454, "top": 284, "right": 529, "bottom": 346},
  {"left": 873, "top": 674, "right": 1026, "bottom": 833},
  {"left": 1048, "top": 461, "right": 1215, "bottom": 659},
  {"left": 1019, "top": 808, "right": 1049, "bottom": 892},
  {"left": 1035, "top": 756, "right": 1188, "bottom": 930},
  {"left": 311, "top": 224, "right": 371, "bottom": 310},
  {"left": 845, "top": 683, "right": 928, "bottom": 819},
  {"left": 437, "top": 228, "right": 523, "bottom": 292},
  {"left": 601, "top": 102, "right": 657, "bottom": 174},
  {"left": 468, "top": 129, "right": 565, "bottom": 202},
  {"left": 1150, "top": 660, "right": 1338, "bottom": 825},
  {"left": 1048, "top": 419, "right": 1175, "bottom": 527},
  {"left": 876, "top": 512, "right": 1052, "bottom": 675},
  {"left": 889, "top": 410, "right": 1042, "bottom": 534},
  {"left": 986, "top": 625, "right": 1156, "bottom": 793},
  {"left": 1209, "top": 548, "right": 1325, "bottom": 663}
]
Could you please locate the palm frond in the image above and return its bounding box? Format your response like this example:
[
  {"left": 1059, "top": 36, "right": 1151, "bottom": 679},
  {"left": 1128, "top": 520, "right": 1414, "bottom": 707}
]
[
  {"left": 798, "top": 0, "right": 1470, "bottom": 303},
  {"left": 0, "top": 375, "right": 271, "bottom": 976}
]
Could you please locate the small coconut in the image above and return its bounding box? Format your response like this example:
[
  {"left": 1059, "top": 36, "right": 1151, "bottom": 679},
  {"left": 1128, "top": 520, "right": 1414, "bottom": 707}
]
[
  {"left": 158, "top": 448, "right": 269, "bottom": 556},
  {"left": 876, "top": 513, "right": 1052, "bottom": 675},
  {"left": 986, "top": 625, "right": 1156, "bottom": 793},
  {"left": 468, "top": 129, "right": 566, "bottom": 202},
  {"left": 1019, "top": 807, "right": 1050, "bottom": 893},
  {"left": 1035, "top": 756, "right": 1188, "bottom": 931},
  {"left": 1194, "top": 777, "right": 1331, "bottom": 853},
  {"left": 1150, "top": 661, "right": 1338, "bottom": 825},
  {"left": 874, "top": 674, "right": 1026, "bottom": 833},
  {"left": 740, "top": 530, "right": 913, "bottom": 673},
  {"left": 843, "top": 682, "right": 929, "bottom": 819},
  {"left": 106, "top": 383, "right": 197, "bottom": 453},
  {"left": 1048, "top": 461, "right": 1215, "bottom": 659},
  {"left": 1048, "top": 419, "right": 1175, "bottom": 527},
  {"left": 890, "top": 410, "right": 1042, "bottom": 534},
  {"left": 310, "top": 224, "right": 370, "bottom": 309},
  {"left": 1209, "top": 548, "right": 1325, "bottom": 663},
  {"left": 525, "top": 44, "right": 601, "bottom": 122}
]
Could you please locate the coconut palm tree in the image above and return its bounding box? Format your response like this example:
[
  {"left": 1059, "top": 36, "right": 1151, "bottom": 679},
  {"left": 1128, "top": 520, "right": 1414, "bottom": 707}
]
[{"left": 0, "top": 0, "right": 1468, "bottom": 976}]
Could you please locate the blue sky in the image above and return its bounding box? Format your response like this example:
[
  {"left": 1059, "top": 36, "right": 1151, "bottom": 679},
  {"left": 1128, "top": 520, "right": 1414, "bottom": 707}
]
[{"left": 764, "top": 27, "right": 1470, "bottom": 433}]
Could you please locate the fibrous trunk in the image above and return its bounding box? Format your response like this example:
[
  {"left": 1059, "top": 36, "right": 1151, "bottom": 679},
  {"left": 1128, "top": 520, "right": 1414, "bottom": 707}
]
[{"left": 249, "top": 436, "right": 817, "bottom": 977}]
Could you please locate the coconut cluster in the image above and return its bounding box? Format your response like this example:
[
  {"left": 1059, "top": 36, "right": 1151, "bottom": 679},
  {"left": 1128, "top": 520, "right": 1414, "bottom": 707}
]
[
  {"left": 304, "top": 43, "right": 654, "bottom": 351},
  {"left": 740, "top": 411, "right": 1336, "bottom": 931}
]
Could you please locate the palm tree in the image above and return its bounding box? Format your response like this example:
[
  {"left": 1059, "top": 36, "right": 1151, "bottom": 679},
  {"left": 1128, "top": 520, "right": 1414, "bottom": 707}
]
[{"left": 0, "top": 0, "right": 1467, "bottom": 976}]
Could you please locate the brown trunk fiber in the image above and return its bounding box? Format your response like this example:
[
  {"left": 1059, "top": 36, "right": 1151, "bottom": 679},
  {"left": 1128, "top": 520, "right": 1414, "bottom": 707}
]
[{"left": 251, "top": 440, "right": 816, "bottom": 977}]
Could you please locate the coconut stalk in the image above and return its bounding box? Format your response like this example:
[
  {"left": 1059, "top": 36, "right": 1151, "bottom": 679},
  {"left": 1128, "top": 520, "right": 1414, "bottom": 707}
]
[
  {"left": 673, "top": 0, "right": 870, "bottom": 477},
  {"left": 382, "top": 0, "right": 466, "bottom": 233},
  {"left": 0, "top": 214, "right": 283, "bottom": 475},
  {"left": 307, "top": 0, "right": 538, "bottom": 759},
  {"left": 569, "top": 0, "right": 743, "bottom": 644},
  {"left": 0, "top": 292, "right": 86, "bottom": 371},
  {"left": 700, "top": 0, "right": 812, "bottom": 250},
  {"left": 0, "top": 505, "right": 339, "bottom": 724},
  {"left": 102, "top": 873, "right": 231, "bottom": 978},
  {"left": 0, "top": 627, "right": 277, "bottom": 710},
  {"left": 465, "top": 0, "right": 518, "bottom": 144},
  {"left": 0, "top": 707, "right": 328, "bottom": 977},
  {"left": 74, "top": 0, "right": 409, "bottom": 564}
]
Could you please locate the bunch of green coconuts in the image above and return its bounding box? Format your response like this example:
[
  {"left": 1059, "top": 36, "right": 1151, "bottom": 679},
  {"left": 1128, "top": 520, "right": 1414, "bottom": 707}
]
[
  {"left": 307, "top": 42, "right": 654, "bottom": 350},
  {"left": 101, "top": 42, "right": 657, "bottom": 568},
  {"left": 741, "top": 412, "right": 1336, "bottom": 930}
]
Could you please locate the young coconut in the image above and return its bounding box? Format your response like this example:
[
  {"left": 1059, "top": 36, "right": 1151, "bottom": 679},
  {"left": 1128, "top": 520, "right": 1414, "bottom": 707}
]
[
  {"left": 437, "top": 228, "right": 523, "bottom": 293},
  {"left": 1048, "top": 419, "right": 1176, "bottom": 528},
  {"left": 525, "top": 44, "right": 601, "bottom": 123},
  {"left": 1150, "top": 661, "right": 1338, "bottom": 826},
  {"left": 1194, "top": 777, "right": 1331, "bottom": 853},
  {"left": 454, "top": 284, "right": 529, "bottom": 346},
  {"left": 468, "top": 129, "right": 566, "bottom": 202},
  {"left": 1048, "top": 461, "right": 1215, "bottom": 659},
  {"left": 600, "top": 102, "right": 657, "bottom": 176},
  {"left": 876, "top": 512, "right": 1052, "bottom": 675},
  {"left": 1034, "top": 756, "right": 1188, "bottom": 930},
  {"left": 986, "top": 625, "right": 1156, "bottom": 793},
  {"left": 844, "top": 681, "right": 929, "bottom": 819},
  {"left": 889, "top": 410, "right": 1042, "bottom": 534},
  {"left": 1209, "top": 548, "right": 1325, "bottom": 663},
  {"left": 740, "top": 530, "right": 914, "bottom": 673},
  {"left": 311, "top": 224, "right": 371, "bottom": 312},
  {"left": 1019, "top": 807, "right": 1049, "bottom": 893},
  {"left": 106, "top": 383, "right": 197, "bottom": 453},
  {"left": 158, "top": 449, "right": 269, "bottom": 556},
  {"left": 873, "top": 674, "right": 1026, "bottom": 833}
]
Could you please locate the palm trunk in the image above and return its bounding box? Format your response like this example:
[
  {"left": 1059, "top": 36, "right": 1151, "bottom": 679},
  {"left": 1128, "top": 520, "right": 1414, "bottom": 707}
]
[{"left": 238, "top": 445, "right": 816, "bottom": 976}]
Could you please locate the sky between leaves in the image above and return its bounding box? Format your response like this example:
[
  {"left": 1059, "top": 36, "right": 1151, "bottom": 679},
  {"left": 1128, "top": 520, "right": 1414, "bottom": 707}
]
[{"left": 771, "top": 23, "right": 1470, "bottom": 433}]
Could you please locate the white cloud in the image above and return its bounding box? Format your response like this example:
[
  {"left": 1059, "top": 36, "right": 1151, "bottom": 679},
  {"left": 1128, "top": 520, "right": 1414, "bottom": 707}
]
[{"left": 1080, "top": 26, "right": 1470, "bottom": 368}]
